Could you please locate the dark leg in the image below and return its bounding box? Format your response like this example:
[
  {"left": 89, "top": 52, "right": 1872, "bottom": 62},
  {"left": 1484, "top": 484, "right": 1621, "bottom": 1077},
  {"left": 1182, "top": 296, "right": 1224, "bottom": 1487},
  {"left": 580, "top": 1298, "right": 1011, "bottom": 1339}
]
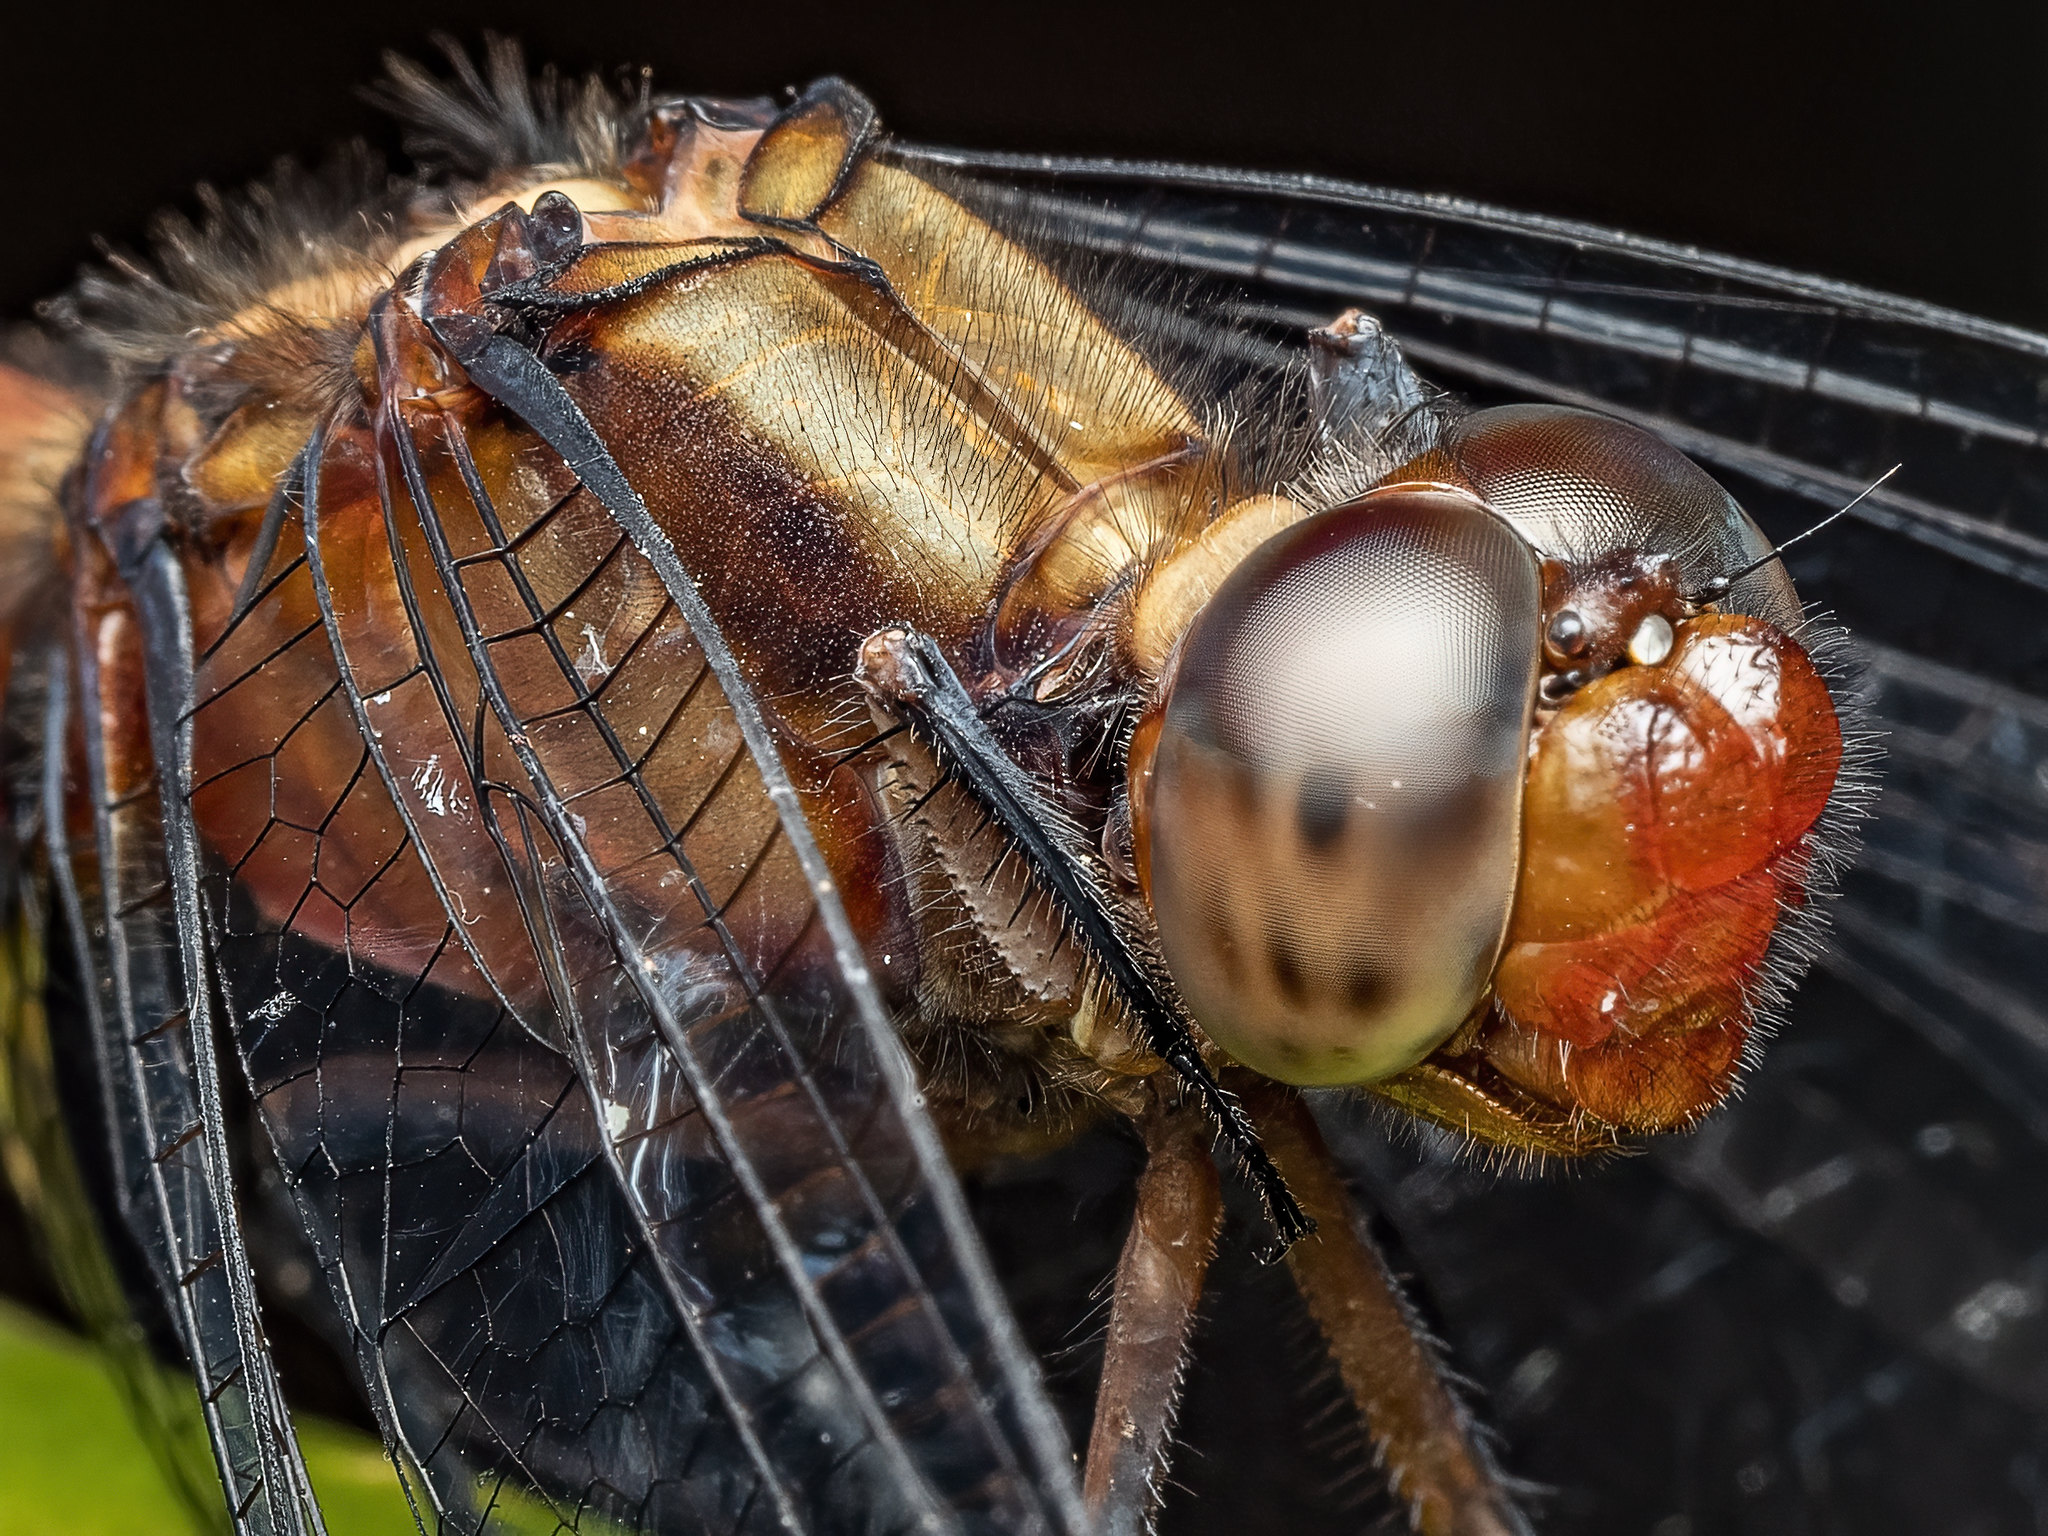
[
  {"left": 855, "top": 623, "right": 1311, "bottom": 1247},
  {"left": 1242, "top": 1080, "right": 1531, "bottom": 1536},
  {"left": 1084, "top": 1086, "right": 1224, "bottom": 1536}
]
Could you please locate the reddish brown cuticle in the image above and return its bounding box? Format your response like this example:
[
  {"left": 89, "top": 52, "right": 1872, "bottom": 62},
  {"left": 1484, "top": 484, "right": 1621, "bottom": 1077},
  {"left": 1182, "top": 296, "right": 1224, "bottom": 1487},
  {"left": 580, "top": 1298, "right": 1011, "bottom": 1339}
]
[
  {"left": 1535, "top": 550, "right": 1687, "bottom": 683},
  {"left": 1477, "top": 612, "right": 1843, "bottom": 1130}
]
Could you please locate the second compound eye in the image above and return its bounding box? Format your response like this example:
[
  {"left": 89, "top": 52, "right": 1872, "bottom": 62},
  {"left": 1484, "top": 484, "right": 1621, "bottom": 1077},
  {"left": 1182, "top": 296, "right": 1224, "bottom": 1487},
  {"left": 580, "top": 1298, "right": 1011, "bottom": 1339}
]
[
  {"left": 1428, "top": 403, "right": 1802, "bottom": 630},
  {"left": 1545, "top": 608, "right": 1590, "bottom": 662},
  {"left": 1133, "top": 486, "right": 1542, "bottom": 1087}
]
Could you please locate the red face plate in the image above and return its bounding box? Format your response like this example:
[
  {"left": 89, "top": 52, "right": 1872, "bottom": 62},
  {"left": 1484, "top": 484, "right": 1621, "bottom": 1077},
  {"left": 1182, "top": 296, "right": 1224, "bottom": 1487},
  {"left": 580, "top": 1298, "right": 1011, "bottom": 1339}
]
[{"left": 1478, "top": 612, "right": 1844, "bottom": 1129}]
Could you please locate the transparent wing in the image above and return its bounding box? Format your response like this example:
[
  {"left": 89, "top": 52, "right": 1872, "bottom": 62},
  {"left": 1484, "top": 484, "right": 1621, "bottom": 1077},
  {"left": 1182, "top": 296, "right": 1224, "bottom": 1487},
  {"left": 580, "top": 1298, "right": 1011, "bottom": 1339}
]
[
  {"left": 173, "top": 292, "right": 1083, "bottom": 1532},
  {"left": 49, "top": 527, "right": 323, "bottom": 1536},
  {"left": 892, "top": 148, "right": 2048, "bottom": 1524},
  {"left": 899, "top": 148, "right": 2048, "bottom": 645}
]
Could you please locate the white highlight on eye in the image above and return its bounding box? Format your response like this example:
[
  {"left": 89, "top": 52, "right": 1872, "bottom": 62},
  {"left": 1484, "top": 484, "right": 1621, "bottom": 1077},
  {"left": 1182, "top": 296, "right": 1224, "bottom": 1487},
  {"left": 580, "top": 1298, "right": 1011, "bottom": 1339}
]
[{"left": 1628, "top": 612, "right": 1676, "bottom": 666}]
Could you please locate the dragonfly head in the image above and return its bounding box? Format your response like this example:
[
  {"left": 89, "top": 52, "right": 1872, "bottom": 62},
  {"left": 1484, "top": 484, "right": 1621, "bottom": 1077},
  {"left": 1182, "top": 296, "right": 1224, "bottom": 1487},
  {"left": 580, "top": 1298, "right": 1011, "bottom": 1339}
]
[{"left": 1127, "top": 405, "right": 1847, "bottom": 1142}]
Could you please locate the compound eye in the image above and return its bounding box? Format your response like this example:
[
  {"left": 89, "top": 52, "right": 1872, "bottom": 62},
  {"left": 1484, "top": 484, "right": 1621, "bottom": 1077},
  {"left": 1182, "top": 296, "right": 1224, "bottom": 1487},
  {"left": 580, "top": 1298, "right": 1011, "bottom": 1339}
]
[
  {"left": 1437, "top": 404, "right": 1800, "bottom": 629},
  {"left": 1132, "top": 488, "right": 1541, "bottom": 1086}
]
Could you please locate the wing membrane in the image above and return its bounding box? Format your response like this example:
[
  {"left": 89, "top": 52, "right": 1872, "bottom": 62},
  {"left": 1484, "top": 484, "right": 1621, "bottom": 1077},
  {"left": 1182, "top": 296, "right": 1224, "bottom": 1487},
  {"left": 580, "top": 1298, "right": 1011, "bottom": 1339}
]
[
  {"left": 167, "top": 278, "right": 1084, "bottom": 1529},
  {"left": 53, "top": 526, "right": 321, "bottom": 1536},
  {"left": 199, "top": 436, "right": 788, "bottom": 1533},
  {"left": 1827, "top": 641, "right": 2048, "bottom": 1138},
  {"left": 375, "top": 340, "right": 1076, "bottom": 1533},
  {"left": 903, "top": 150, "right": 2048, "bottom": 611}
]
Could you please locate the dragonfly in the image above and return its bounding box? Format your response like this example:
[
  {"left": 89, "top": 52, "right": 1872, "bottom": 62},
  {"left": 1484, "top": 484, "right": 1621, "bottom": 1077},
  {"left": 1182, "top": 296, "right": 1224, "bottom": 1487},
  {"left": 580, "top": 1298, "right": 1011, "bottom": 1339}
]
[{"left": 0, "top": 37, "right": 2042, "bottom": 1536}]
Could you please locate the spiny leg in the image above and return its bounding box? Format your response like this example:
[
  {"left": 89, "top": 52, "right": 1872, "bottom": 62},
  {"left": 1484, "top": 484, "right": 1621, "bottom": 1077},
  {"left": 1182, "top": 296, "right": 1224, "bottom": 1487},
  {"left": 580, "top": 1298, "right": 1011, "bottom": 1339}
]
[
  {"left": 1084, "top": 1084, "right": 1224, "bottom": 1536},
  {"left": 854, "top": 623, "right": 1311, "bottom": 1244},
  {"left": 1242, "top": 1080, "right": 1531, "bottom": 1536}
]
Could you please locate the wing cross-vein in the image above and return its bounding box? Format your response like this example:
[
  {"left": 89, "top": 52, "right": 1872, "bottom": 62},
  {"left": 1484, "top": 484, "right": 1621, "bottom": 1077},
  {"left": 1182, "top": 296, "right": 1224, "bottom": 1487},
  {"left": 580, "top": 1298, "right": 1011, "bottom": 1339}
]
[
  {"left": 107, "top": 541, "right": 327, "bottom": 1536},
  {"left": 421, "top": 315, "right": 1086, "bottom": 1536},
  {"left": 300, "top": 410, "right": 809, "bottom": 1534},
  {"left": 383, "top": 388, "right": 983, "bottom": 1536}
]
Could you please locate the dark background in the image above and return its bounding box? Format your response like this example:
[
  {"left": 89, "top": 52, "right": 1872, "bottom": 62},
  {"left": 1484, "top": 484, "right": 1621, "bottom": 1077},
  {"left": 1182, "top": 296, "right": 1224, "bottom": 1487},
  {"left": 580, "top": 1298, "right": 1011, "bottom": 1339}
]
[
  {"left": 3, "top": 5, "right": 2046, "bottom": 1533},
  {"left": 1, "top": 0, "right": 2043, "bottom": 330}
]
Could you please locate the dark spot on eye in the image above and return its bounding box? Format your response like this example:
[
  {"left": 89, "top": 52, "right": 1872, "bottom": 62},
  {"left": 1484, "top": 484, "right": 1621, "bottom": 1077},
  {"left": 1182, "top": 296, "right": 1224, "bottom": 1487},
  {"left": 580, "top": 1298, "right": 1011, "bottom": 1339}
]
[
  {"left": 1269, "top": 939, "right": 1308, "bottom": 1006},
  {"left": 1346, "top": 959, "right": 1395, "bottom": 1013},
  {"left": 1394, "top": 775, "right": 1501, "bottom": 859},
  {"left": 1174, "top": 691, "right": 1217, "bottom": 748},
  {"left": 1296, "top": 768, "right": 1349, "bottom": 850}
]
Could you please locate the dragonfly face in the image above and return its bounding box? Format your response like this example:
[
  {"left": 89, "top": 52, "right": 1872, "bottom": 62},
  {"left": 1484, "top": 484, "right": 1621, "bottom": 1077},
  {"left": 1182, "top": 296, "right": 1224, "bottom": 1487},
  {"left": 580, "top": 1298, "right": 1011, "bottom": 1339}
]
[
  {"left": 1131, "top": 405, "right": 1844, "bottom": 1124},
  {"left": 5, "top": 37, "right": 2043, "bottom": 1536}
]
